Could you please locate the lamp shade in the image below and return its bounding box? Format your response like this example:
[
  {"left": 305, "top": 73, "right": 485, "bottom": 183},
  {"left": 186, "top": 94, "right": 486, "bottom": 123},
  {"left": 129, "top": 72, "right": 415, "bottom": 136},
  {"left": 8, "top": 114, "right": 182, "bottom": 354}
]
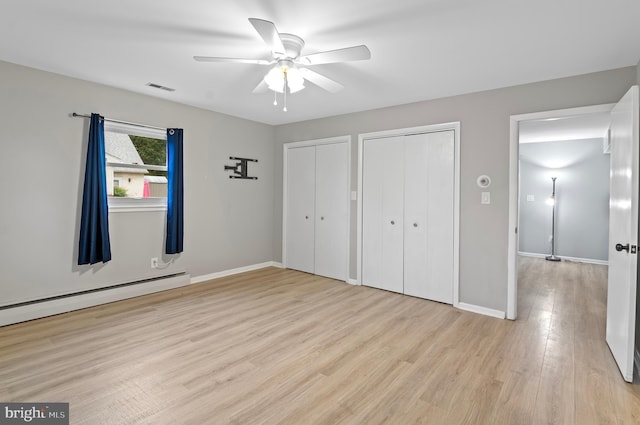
[
  {"left": 286, "top": 67, "right": 305, "bottom": 93},
  {"left": 264, "top": 67, "right": 285, "bottom": 93}
]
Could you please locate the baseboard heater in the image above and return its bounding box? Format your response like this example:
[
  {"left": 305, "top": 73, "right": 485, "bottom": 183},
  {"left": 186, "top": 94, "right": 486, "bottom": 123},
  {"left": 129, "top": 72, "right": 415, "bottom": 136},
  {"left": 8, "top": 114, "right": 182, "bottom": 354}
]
[{"left": 0, "top": 272, "right": 191, "bottom": 327}]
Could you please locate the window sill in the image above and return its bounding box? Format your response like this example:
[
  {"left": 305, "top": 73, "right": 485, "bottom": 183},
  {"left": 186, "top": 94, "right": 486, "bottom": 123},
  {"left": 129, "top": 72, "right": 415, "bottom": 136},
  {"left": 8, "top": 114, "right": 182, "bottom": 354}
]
[{"left": 108, "top": 197, "right": 167, "bottom": 213}]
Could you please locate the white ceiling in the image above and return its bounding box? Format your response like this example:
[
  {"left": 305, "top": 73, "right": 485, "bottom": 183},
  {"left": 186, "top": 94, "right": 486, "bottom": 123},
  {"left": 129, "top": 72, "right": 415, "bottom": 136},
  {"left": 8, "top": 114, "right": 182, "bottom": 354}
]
[
  {"left": 519, "top": 138, "right": 606, "bottom": 170},
  {"left": 519, "top": 112, "right": 611, "bottom": 144},
  {"left": 2, "top": 0, "right": 639, "bottom": 125}
]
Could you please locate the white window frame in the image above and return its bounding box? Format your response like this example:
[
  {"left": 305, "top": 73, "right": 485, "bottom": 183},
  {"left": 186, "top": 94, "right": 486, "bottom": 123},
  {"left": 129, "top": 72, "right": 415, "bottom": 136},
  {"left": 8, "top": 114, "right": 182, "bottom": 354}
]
[{"left": 104, "top": 121, "right": 167, "bottom": 213}]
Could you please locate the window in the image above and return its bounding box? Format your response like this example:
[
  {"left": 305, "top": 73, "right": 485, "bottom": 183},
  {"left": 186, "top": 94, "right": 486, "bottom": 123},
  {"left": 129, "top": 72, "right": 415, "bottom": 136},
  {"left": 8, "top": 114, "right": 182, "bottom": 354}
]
[{"left": 104, "top": 121, "right": 167, "bottom": 211}]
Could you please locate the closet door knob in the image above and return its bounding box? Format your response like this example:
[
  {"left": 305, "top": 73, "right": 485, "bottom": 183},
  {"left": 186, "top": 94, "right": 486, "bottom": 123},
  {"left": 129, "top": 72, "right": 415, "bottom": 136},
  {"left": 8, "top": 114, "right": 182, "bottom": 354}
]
[
  {"left": 305, "top": 215, "right": 309, "bottom": 220},
  {"left": 390, "top": 220, "right": 395, "bottom": 225},
  {"left": 321, "top": 216, "right": 325, "bottom": 221},
  {"left": 413, "top": 223, "right": 418, "bottom": 228}
]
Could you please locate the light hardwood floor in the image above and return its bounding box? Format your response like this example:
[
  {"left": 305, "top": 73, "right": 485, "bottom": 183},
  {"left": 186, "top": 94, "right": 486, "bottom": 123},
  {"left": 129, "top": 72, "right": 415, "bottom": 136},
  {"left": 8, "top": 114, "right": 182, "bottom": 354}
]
[{"left": 2, "top": 257, "right": 640, "bottom": 424}]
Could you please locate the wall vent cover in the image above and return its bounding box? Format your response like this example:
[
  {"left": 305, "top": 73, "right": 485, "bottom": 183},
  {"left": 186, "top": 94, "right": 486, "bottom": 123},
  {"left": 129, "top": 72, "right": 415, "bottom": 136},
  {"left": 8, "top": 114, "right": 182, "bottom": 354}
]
[{"left": 146, "top": 82, "right": 175, "bottom": 92}]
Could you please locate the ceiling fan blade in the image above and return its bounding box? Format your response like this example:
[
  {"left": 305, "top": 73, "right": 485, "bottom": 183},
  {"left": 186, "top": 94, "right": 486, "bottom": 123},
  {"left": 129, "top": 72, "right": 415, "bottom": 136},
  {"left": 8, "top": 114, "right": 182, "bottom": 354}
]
[
  {"left": 300, "top": 69, "right": 344, "bottom": 93},
  {"left": 194, "top": 56, "right": 272, "bottom": 65},
  {"left": 252, "top": 80, "right": 269, "bottom": 94},
  {"left": 248, "top": 18, "right": 286, "bottom": 56},
  {"left": 299, "top": 45, "right": 371, "bottom": 65}
]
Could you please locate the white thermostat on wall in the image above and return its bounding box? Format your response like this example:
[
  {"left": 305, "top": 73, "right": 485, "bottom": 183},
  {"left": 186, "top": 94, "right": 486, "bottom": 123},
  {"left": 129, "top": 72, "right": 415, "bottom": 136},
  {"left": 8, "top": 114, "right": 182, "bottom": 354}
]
[{"left": 476, "top": 175, "right": 491, "bottom": 188}]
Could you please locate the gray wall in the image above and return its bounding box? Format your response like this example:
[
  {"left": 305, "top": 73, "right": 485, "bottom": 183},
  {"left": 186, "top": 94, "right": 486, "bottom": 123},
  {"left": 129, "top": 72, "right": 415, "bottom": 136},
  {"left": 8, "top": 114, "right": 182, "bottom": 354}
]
[
  {"left": 519, "top": 139, "right": 610, "bottom": 261},
  {"left": 274, "top": 67, "right": 637, "bottom": 312},
  {"left": 2, "top": 59, "right": 637, "bottom": 316},
  {"left": 0, "top": 60, "right": 276, "bottom": 307}
]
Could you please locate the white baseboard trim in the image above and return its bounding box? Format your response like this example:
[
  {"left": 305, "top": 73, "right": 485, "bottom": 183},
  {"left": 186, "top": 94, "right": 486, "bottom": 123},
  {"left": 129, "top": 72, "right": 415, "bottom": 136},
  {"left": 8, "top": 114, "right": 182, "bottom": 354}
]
[
  {"left": 0, "top": 273, "right": 191, "bottom": 328},
  {"left": 456, "top": 302, "right": 506, "bottom": 319},
  {"left": 190, "top": 261, "right": 282, "bottom": 284},
  {"left": 518, "top": 251, "right": 608, "bottom": 266},
  {"left": 347, "top": 278, "right": 359, "bottom": 285}
]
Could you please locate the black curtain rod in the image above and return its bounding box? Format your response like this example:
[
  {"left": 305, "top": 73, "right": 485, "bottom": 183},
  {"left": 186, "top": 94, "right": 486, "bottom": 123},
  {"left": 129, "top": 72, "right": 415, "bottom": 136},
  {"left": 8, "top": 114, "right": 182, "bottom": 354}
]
[{"left": 72, "top": 113, "right": 166, "bottom": 132}]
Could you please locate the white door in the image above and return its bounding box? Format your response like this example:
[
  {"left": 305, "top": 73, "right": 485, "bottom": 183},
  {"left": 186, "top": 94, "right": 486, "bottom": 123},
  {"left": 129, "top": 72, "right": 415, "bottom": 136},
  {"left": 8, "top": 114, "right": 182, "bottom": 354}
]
[
  {"left": 403, "top": 131, "right": 455, "bottom": 303},
  {"left": 285, "top": 146, "right": 316, "bottom": 273},
  {"left": 606, "top": 85, "right": 639, "bottom": 383},
  {"left": 315, "top": 143, "right": 349, "bottom": 280},
  {"left": 362, "top": 136, "right": 405, "bottom": 293}
]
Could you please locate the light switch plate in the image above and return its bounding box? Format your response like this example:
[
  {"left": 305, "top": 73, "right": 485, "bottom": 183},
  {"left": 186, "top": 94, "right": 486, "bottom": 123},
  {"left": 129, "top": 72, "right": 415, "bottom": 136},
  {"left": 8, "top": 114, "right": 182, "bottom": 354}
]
[
  {"left": 481, "top": 192, "right": 491, "bottom": 204},
  {"left": 351, "top": 191, "right": 357, "bottom": 201},
  {"left": 527, "top": 195, "right": 535, "bottom": 202}
]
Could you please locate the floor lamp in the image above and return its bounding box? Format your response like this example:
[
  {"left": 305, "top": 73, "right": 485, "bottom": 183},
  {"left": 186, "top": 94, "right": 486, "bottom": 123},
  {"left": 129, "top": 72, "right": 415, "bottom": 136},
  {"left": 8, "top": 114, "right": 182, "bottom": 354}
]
[{"left": 545, "top": 176, "right": 561, "bottom": 262}]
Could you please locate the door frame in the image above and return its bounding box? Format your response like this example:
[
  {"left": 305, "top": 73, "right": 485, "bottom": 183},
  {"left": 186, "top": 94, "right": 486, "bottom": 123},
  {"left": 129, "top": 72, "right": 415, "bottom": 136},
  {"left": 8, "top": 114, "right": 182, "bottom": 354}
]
[
  {"left": 357, "top": 122, "right": 461, "bottom": 307},
  {"left": 282, "top": 135, "right": 352, "bottom": 280},
  {"left": 507, "top": 103, "right": 615, "bottom": 320}
]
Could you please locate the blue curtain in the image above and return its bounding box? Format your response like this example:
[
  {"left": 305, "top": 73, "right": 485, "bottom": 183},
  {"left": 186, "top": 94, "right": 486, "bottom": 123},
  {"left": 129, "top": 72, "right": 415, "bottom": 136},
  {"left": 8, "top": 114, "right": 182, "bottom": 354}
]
[
  {"left": 166, "top": 128, "right": 184, "bottom": 254},
  {"left": 78, "top": 113, "right": 112, "bottom": 265}
]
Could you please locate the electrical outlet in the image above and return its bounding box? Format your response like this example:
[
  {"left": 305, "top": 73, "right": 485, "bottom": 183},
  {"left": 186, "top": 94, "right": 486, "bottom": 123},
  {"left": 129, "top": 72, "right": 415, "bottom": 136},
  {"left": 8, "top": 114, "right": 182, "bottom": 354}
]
[{"left": 151, "top": 257, "right": 159, "bottom": 268}]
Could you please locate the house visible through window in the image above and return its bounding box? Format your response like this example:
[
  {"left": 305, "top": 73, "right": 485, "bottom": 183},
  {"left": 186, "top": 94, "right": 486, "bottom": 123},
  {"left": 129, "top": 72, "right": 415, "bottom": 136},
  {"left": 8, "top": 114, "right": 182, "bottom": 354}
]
[{"left": 104, "top": 122, "right": 167, "bottom": 210}]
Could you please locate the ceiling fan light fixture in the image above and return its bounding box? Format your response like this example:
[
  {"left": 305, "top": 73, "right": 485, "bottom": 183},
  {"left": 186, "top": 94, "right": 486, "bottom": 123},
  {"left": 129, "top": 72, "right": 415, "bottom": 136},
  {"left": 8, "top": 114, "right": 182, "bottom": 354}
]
[{"left": 264, "top": 63, "right": 305, "bottom": 94}]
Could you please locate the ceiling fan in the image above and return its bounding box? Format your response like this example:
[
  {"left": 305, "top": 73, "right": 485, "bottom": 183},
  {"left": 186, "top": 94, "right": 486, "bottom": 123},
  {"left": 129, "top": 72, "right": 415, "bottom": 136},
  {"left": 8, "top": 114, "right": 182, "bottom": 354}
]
[{"left": 194, "top": 18, "right": 371, "bottom": 110}]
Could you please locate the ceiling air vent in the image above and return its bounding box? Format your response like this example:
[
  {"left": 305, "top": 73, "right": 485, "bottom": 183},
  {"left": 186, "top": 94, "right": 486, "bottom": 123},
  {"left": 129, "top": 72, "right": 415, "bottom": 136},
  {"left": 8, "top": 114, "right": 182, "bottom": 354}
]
[{"left": 146, "top": 82, "right": 175, "bottom": 92}]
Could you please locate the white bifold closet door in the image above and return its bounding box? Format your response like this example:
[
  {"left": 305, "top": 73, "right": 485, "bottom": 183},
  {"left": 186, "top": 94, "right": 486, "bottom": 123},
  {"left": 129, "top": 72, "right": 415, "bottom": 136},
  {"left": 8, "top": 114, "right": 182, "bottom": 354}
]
[
  {"left": 314, "top": 143, "right": 349, "bottom": 280},
  {"left": 362, "top": 136, "right": 405, "bottom": 293},
  {"left": 285, "top": 142, "right": 348, "bottom": 281},
  {"left": 286, "top": 146, "right": 316, "bottom": 274},
  {"left": 362, "top": 131, "right": 454, "bottom": 303}
]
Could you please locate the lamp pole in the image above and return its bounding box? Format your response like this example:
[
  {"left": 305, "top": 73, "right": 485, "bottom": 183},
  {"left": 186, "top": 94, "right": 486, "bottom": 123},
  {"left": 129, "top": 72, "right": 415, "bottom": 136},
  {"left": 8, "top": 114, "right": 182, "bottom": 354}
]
[{"left": 546, "top": 177, "right": 561, "bottom": 262}]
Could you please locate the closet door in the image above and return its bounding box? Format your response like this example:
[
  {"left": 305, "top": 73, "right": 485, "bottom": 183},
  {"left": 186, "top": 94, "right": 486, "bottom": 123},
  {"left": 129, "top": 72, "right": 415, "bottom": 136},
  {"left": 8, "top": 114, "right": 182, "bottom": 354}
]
[
  {"left": 285, "top": 146, "right": 316, "bottom": 273},
  {"left": 403, "top": 131, "right": 454, "bottom": 303},
  {"left": 362, "top": 136, "right": 405, "bottom": 293},
  {"left": 315, "top": 143, "right": 349, "bottom": 280}
]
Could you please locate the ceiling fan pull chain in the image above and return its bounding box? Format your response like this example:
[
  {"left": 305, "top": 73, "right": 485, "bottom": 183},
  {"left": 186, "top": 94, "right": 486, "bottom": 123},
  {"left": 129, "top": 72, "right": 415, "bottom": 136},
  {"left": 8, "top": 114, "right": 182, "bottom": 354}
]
[{"left": 273, "top": 90, "right": 278, "bottom": 106}]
